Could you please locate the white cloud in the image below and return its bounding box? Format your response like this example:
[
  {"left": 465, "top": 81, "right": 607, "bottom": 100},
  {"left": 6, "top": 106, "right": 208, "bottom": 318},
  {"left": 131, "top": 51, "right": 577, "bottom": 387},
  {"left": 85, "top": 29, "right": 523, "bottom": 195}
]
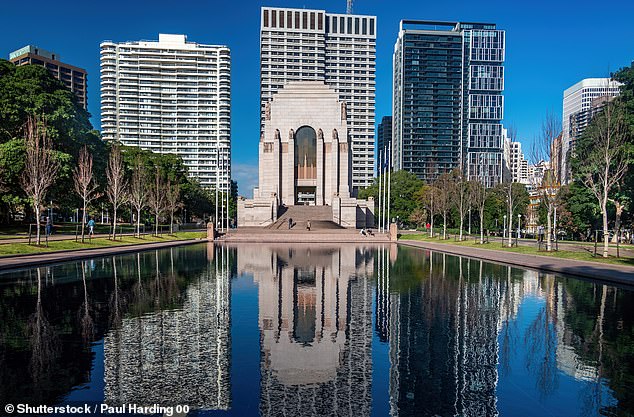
[{"left": 232, "top": 162, "right": 258, "bottom": 198}]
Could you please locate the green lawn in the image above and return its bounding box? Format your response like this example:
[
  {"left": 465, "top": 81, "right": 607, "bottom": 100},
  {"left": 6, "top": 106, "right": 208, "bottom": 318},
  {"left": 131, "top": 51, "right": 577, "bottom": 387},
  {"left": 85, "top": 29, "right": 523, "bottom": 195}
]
[
  {"left": 0, "top": 231, "right": 206, "bottom": 256},
  {"left": 399, "top": 234, "right": 634, "bottom": 267}
]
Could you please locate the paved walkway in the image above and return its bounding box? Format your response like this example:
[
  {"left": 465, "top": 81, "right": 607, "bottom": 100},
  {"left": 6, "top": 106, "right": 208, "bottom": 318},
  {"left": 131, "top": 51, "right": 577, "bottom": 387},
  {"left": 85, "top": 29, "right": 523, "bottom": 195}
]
[
  {"left": 220, "top": 227, "right": 391, "bottom": 243},
  {"left": 399, "top": 240, "right": 634, "bottom": 286},
  {"left": 0, "top": 239, "right": 204, "bottom": 272}
]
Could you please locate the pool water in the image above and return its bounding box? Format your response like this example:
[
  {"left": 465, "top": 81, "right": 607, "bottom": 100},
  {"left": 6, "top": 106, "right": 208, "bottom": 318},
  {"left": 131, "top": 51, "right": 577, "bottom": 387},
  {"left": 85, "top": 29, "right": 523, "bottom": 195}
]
[{"left": 0, "top": 243, "right": 632, "bottom": 416}]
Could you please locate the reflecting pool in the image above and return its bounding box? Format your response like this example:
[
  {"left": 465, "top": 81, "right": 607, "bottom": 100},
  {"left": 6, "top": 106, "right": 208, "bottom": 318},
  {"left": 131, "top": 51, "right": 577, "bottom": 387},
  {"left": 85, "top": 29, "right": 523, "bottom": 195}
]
[{"left": 0, "top": 243, "right": 633, "bottom": 416}]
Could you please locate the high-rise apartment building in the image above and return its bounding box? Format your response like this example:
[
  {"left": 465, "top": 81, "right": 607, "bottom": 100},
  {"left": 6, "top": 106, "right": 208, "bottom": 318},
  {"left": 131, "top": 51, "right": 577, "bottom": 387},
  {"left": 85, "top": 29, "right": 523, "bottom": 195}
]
[
  {"left": 9, "top": 45, "right": 88, "bottom": 109},
  {"left": 260, "top": 7, "right": 376, "bottom": 194},
  {"left": 393, "top": 20, "right": 505, "bottom": 187},
  {"left": 100, "top": 34, "right": 231, "bottom": 191},
  {"left": 376, "top": 116, "right": 392, "bottom": 160},
  {"left": 561, "top": 78, "right": 621, "bottom": 183},
  {"left": 503, "top": 134, "right": 530, "bottom": 185}
]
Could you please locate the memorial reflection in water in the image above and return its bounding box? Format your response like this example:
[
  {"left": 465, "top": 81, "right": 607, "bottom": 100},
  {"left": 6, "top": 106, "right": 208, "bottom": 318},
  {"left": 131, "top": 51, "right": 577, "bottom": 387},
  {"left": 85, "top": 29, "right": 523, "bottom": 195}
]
[
  {"left": 0, "top": 243, "right": 632, "bottom": 417},
  {"left": 233, "top": 244, "right": 374, "bottom": 417}
]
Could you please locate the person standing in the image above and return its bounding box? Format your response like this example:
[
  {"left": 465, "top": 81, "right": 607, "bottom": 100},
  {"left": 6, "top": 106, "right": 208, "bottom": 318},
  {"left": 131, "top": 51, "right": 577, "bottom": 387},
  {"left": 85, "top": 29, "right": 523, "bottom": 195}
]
[
  {"left": 87, "top": 217, "right": 96, "bottom": 237},
  {"left": 45, "top": 216, "right": 52, "bottom": 236},
  {"left": 307, "top": 219, "right": 311, "bottom": 231},
  {"left": 288, "top": 217, "right": 293, "bottom": 230}
]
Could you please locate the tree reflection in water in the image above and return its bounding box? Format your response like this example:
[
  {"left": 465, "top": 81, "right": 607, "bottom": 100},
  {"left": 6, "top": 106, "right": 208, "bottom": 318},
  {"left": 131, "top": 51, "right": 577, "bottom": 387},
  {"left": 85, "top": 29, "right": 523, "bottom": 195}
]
[
  {"left": 78, "top": 262, "right": 94, "bottom": 346},
  {"left": 27, "top": 267, "right": 60, "bottom": 384}
]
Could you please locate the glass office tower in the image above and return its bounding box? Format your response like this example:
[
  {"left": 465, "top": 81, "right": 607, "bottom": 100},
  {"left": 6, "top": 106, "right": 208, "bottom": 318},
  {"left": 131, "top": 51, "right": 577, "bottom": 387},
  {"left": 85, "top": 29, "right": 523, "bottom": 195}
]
[{"left": 393, "top": 21, "right": 505, "bottom": 187}]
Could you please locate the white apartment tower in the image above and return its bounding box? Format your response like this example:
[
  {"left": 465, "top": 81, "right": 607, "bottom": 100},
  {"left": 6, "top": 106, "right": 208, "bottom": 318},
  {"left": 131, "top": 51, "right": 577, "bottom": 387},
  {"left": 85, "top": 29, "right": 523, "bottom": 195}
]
[
  {"left": 561, "top": 78, "right": 621, "bottom": 183},
  {"left": 100, "top": 34, "right": 231, "bottom": 192},
  {"left": 503, "top": 134, "right": 530, "bottom": 185},
  {"left": 260, "top": 7, "right": 376, "bottom": 194}
]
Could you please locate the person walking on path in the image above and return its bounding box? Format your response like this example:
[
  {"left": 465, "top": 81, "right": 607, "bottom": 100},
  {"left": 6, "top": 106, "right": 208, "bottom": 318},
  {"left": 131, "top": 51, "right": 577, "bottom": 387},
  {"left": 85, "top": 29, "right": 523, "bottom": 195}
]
[
  {"left": 87, "top": 217, "right": 96, "bottom": 237},
  {"left": 45, "top": 217, "right": 53, "bottom": 236},
  {"left": 288, "top": 218, "right": 293, "bottom": 230},
  {"left": 307, "top": 220, "right": 311, "bottom": 231}
]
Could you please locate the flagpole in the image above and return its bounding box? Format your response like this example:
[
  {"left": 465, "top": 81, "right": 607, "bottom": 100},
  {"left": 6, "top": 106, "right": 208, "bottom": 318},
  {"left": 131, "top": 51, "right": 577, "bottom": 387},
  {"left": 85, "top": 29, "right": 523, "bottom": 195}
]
[
  {"left": 387, "top": 144, "right": 391, "bottom": 230},
  {"left": 382, "top": 146, "right": 387, "bottom": 232},
  {"left": 378, "top": 148, "right": 382, "bottom": 233},
  {"left": 215, "top": 152, "right": 219, "bottom": 231},
  {"left": 226, "top": 152, "right": 230, "bottom": 231}
]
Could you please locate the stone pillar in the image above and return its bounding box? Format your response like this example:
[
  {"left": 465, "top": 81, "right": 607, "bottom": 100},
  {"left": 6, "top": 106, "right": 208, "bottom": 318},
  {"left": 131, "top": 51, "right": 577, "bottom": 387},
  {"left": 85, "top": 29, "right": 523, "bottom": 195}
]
[
  {"left": 332, "top": 195, "right": 341, "bottom": 225},
  {"left": 271, "top": 194, "right": 279, "bottom": 222},
  {"left": 389, "top": 222, "right": 398, "bottom": 242},
  {"left": 207, "top": 222, "right": 216, "bottom": 241},
  {"left": 285, "top": 133, "right": 295, "bottom": 205},
  {"left": 332, "top": 130, "right": 340, "bottom": 197},
  {"left": 339, "top": 134, "right": 350, "bottom": 198},
  {"left": 316, "top": 128, "right": 324, "bottom": 205}
]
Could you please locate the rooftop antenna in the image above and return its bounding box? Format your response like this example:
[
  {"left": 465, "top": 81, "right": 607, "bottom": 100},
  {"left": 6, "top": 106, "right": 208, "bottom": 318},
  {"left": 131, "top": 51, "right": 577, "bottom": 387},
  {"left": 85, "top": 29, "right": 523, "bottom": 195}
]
[{"left": 347, "top": 0, "right": 353, "bottom": 14}]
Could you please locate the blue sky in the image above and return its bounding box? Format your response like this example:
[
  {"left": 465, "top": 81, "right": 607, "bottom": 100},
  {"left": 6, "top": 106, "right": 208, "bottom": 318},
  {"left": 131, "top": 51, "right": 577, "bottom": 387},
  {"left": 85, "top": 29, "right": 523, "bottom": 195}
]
[{"left": 2, "top": 0, "right": 633, "bottom": 194}]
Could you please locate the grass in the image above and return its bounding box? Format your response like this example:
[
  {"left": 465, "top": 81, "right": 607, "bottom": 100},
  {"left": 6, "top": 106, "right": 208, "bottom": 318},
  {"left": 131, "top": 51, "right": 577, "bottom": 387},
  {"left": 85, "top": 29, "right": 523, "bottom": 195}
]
[
  {"left": 399, "top": 234, "right": 634, "bottom": 267},
  {"left": 0, "top": 231, "right": 206, "bottom": 256}
]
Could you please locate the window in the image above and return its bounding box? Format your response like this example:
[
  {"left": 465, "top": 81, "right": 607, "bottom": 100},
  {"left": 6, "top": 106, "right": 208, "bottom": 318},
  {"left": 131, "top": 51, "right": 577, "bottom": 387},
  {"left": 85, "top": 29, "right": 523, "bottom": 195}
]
[
  {"left": 279, "top": 11, "right": 284, "bottom": 28},
  {"left": 271, "top": 10, "right": 276, "bottom": 27},
  {"left": 263, "top": 10, "right": 269, "bottom": 27},
  {"left": 303, "top": 12, "right": 308, "bottom": 29},
  {"left": 310, "top": 12, "right": 315, "bottom": 30}
]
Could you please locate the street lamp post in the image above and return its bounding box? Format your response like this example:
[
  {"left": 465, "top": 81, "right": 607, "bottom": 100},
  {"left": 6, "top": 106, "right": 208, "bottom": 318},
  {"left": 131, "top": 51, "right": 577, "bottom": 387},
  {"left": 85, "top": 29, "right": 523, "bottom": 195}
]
[
  {"left": 517, "top": 214, "right": 521, "bottom": 239},
  {"left": 503, "top": 215, "right": 507, "bottom": 240}
]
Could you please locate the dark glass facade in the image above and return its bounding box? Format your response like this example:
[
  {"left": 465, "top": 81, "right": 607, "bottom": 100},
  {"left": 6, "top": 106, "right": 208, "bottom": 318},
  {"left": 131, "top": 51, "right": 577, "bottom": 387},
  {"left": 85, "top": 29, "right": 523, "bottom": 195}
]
[{"left": 393, "top": 21, "right": 505, "bottom": 186}]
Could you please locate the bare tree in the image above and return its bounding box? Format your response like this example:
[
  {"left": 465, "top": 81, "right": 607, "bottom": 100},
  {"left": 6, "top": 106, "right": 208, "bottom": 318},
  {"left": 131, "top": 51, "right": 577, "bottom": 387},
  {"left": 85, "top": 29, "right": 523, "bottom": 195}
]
[
  {"left": 129, "top": 157, "right": 148, "bottom": 238},
  {"left": 106, "top": 144, "right": 128, "bottom": 240},
  {"left": 531, "top": 112, "right": 562, "bottom": 252},
  {"left": 470, "top": 179, "right": 488, "bottom": 244},
  {"left": 165, "top": 178, "right": 181, "bottom": 234},
  {"left": 408, "top": 207, "right": 427, "bottom": 229},
  {"left": 21, "top": 116, "right": 59, "bottom": 245},
  {"left": 452, "top": 169, "right": 470, "bottom": 241},
  {"left": 73, "top": 146, "right": 100, "bottom": 242},
  {"left": 435, "top": 172, "right": 454, "bottom": 239},
  {"left": 148, "top": 168, "right": 165, "bottom": 236},
  {"left": 418, "top": 184, "right": 439, "bottom": 238},
  {"left": 577, "top": 98, "right": 631, "bottom": 257}
]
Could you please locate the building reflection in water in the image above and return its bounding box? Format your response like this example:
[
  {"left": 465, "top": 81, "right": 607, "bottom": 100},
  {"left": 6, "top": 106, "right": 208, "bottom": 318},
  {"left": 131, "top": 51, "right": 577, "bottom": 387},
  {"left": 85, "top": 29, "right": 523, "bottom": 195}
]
[
  {"left": 380, "top": 247, "right": 627, "bottom": 417},
  {"left": 233, "top": 244, "right": 376, "bottom": 417},
  {"left": 103, "top": 244, "right": 231, "bottom": 411}
]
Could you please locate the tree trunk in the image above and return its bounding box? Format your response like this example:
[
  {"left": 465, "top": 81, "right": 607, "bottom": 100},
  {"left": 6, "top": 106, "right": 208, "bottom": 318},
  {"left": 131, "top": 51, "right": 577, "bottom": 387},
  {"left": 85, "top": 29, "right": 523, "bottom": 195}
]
[
  {"left": 443, "top": 212, "right": 447, "bottom": 240},
  {"left": 136, "top": 208, "right": 141, "bottom": 238},
  {"left": 479, "top": 209, "right": 484, "bottom": 244},
  {"left": 546, "top": 204, "right": 552, "bottom": 251},
  {"left": 602, "top": 200, "right": 609, "bottom": 258},
  {"left": 459, "top": 215, "right": 464, "bottom": 241},
  {"left": 155, "top": 212, "right": 159, "bottom": 236},
  {"left": 508, "top": 206, "right": 513, "bottom": 248},
  {"left": 35, "top": 205, "right": 41, "bottom": 245},
  {"left": 81, "top": 199, "right": 87, "bottom": 243},
  {"left": 170, "top": 211, "right": 174, "bottom": 234},
  {"left": 430, "top": 213, "right": 434, "bottom": 238},
  {"left": 112, "top": 207, "right": 118, "bottom": 240}
]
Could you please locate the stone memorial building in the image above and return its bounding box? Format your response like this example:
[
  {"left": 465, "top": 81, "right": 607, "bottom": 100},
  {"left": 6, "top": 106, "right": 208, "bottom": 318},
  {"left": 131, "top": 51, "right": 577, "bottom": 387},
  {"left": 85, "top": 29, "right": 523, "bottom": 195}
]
[{"left": 238, "top": 82, "right": 374, "bottom": 228}]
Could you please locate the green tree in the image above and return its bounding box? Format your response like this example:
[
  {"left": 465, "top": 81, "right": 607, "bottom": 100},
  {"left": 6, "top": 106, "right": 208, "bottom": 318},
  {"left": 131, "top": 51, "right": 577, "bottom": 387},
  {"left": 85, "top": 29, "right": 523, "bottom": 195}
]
[{"left": 359, "top": 170, "right": 424, "bottom": 226}]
